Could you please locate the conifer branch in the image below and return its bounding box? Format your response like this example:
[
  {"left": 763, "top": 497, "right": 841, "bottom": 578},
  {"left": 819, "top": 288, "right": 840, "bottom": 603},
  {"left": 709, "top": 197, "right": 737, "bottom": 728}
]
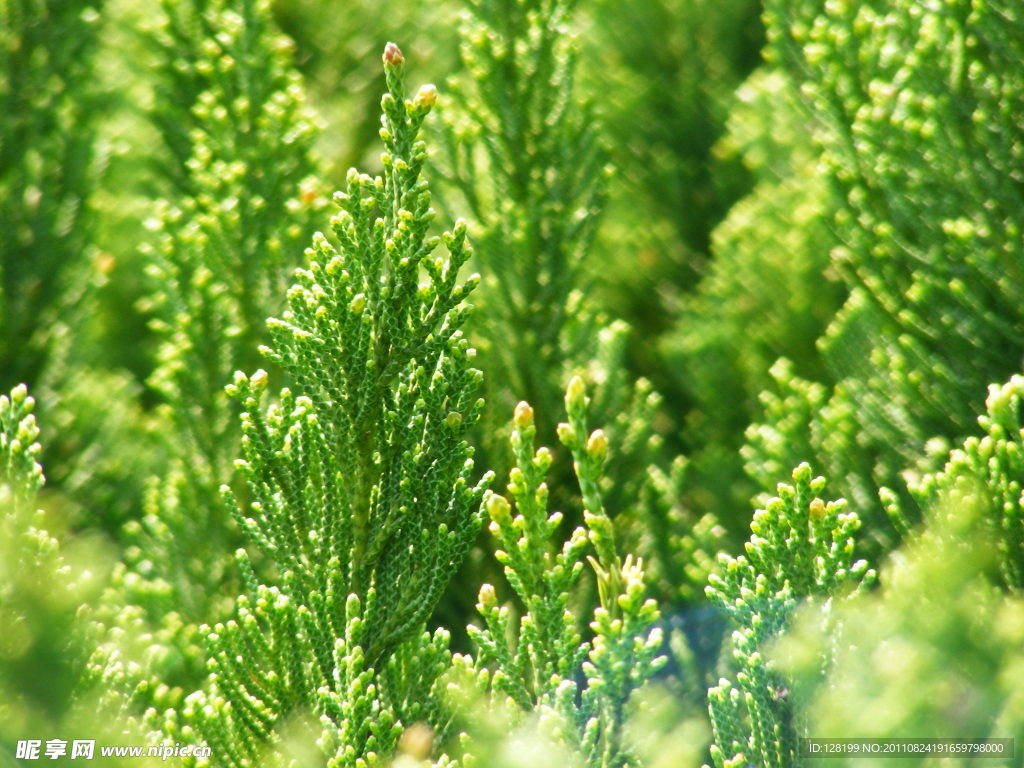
[
  {"left": 462, "top": 381, "right": 664, "bottom": 768},
  {"left": 705, "top": 464, "right": 874, "bottom": 768},
  {"left": 180, "top": 44, "right": 491, "bottom": 766}
]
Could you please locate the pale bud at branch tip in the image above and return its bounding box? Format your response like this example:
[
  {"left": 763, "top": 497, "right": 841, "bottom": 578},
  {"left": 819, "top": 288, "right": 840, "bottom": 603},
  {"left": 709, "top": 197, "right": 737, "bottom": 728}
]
[
  {"left": 478, "top": 583, "right": 497, "bottom": 607},
  {"left": 383, "top": 42, "right": 404, "bottom": 70},
  {"left": 809, "top": 498, "right": 826, "bottom": 520},
  {"left": 557, "top": 422, "right": 578, "bottom": 448},
  {"left": 414, "top": 84, "right": 438, "bottom": 110},
  {"left": 486, "top": 493, "right": 511, "bottom": 523},
  {"left": 566, "top": 375, "right": 586, "bottom": 411},
  {"left": 514, "top": 401, "right": 534, "bottom": 429}
]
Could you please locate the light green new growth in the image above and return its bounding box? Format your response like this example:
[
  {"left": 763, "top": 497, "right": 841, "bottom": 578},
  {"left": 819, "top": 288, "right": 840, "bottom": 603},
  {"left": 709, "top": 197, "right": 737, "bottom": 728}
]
[
  {"left": 174, "top": 44, "right": 490, "bottom": 767},
  {"left": 743, "top": 359, "right": 830, "bottom": 504},
  {"left": 705, "top": 464, "right": 874, "bottom": 768},
  {"left": 887, "top": 374, "right": 1024, "bottom": 593},
  {"left": 0, "top": 386, "right": 100, "bottom": 742},
  {"left": 0, "top": 387, "right": 66, "bottom": 733},
  {"left": 0, "top": 385, "right": 44, "bottom": 510},
  {"left": 460, "top": 378, "right": 664, "bottom": 768},
  {"left": 778, "top": 469, "right": 1024, "bottom": 761}
]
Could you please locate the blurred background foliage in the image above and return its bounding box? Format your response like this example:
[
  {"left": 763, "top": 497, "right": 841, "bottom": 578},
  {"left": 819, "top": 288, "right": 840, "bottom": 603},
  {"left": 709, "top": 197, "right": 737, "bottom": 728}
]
[
  {"left": 3, "top": 0, "right": 780, "bottom": 536},
  {"left": 2, "top": 0, "right": 1024, "bottom": 764}
]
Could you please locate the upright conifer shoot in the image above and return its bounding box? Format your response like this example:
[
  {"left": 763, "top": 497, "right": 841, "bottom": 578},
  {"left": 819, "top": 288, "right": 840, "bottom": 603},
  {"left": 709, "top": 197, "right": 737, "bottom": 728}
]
[{"left": 176, "top": 44, "right": 492, "bottom": 766}]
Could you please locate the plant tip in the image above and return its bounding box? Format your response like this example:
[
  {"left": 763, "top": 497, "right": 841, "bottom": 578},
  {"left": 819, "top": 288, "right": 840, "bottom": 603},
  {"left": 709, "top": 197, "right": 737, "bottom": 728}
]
[
  {"left": 513, "top": 401, "right": 534, "bottom": 429},
  {"left": 383, "top": 42, "right": 404, "bottom": 70},
  {"left": 414, "top": 83, "right": 438, "bottom": 110}
]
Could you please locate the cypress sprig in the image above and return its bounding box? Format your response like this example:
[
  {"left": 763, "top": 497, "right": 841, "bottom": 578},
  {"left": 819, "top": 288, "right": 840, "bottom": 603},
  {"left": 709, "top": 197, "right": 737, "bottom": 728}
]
[
  {"left": 438, "top": 0, "right": 613, "bottom": 458},
  {"left": 888, "top": 374, "right": 1024, "bottom": 593},
  {"left": 471, "top": 398, "right": 589, "bottom": 709},
  {"left": 92, "top": 0, "right": 327, "bottom": 722},
  {"left": 0, "top": 385, "right": 44, "bottom": 508},
  {"left": 462, "top": 380, "right": 664, "bottom": 768},
  {"left": 183, "top": 44, "right": 491, "bottom": 766},
  {"left": 145, "top": 0, "right": 324, "bottom": 478},
  {"left": 0, "top": 386, "right": 111, "bottom": 750},
  {"left": 439, "top": 0, "right": 711, "bottom": 631},
  {"left": 705, "top": 464, "right": 874, "bottom": 768},
  {"left": 133, "top": 0, "right": 325, "bottom": 614}
]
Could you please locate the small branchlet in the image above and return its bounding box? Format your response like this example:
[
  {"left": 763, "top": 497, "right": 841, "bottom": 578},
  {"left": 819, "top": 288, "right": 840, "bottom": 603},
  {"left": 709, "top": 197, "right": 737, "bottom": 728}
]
[
  {"left": 0, "top": 385, "right": 44, "bottom": 507},
  {"left": 892, "top": 374, "right": 1024, "bottom": 593},
  {"left": 705, "top": 463, "right": 874, "bottom": 768},
  {"left": 464, "top": 380, "right": 664, "bottom": 768}
]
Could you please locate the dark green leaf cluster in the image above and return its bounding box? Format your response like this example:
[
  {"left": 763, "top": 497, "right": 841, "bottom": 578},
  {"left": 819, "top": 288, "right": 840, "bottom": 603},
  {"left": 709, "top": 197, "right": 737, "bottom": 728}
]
[
  {"left": 0, "top": 3, "right": 141, "bottom": 540},
  {"left": 582, "top": 0, "right": 762, "bottom": 288},
  {"left": 0, "top": 0, "right": 158, "bottom": 531}
]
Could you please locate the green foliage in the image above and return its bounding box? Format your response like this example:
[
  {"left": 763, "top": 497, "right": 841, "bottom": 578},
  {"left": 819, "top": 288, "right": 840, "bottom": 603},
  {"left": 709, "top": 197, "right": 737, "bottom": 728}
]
[
  {"left": 664, "top": 67, "right": 843, "bottom": 525},
  {"left": 892, "top": 374, "right": 1024, "bottom": 593},
  {"left": 751, "top": 0, "right": 1024, "bottom": 537},
  {"left": 0, "top": 0, "right": 155, "bottom": 534},
  {"left": 458, "top": 379, "right": 665, "bottom": 768},
  {"left": 37, "top": 366, "right": 159, "bottom": 533},
  {"left": 436, "top": 0, "right": 714, "bottom": 639},
  {"left": 148, "top": 0, "right": 317, "bottom": 197},
  {"left": 0, "top": 386, "right": 73, "bottom": 743},
  {"left": 705, "top": 463, "right": 874, "bottom": 768},
  {"left": 777, "top": 494, "right": 1024, "bottom": 767},
  {"left": 3, "top": 1, "right": 1024, "bottom": 766},
  {"left": 93, "top": 0, "right": 328, "bottom": 715},
  {"left": 175, "top": 45, "right": 490, "bottom": 766},
  {"left": 743, "top": 360, "right": 828, "bottom": 507},
  {"left": 143, "top": 0, "right": 323, "bottom": 547},
  {"left": 0, "top": 0, "right": 105, "bottom": 391}
]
